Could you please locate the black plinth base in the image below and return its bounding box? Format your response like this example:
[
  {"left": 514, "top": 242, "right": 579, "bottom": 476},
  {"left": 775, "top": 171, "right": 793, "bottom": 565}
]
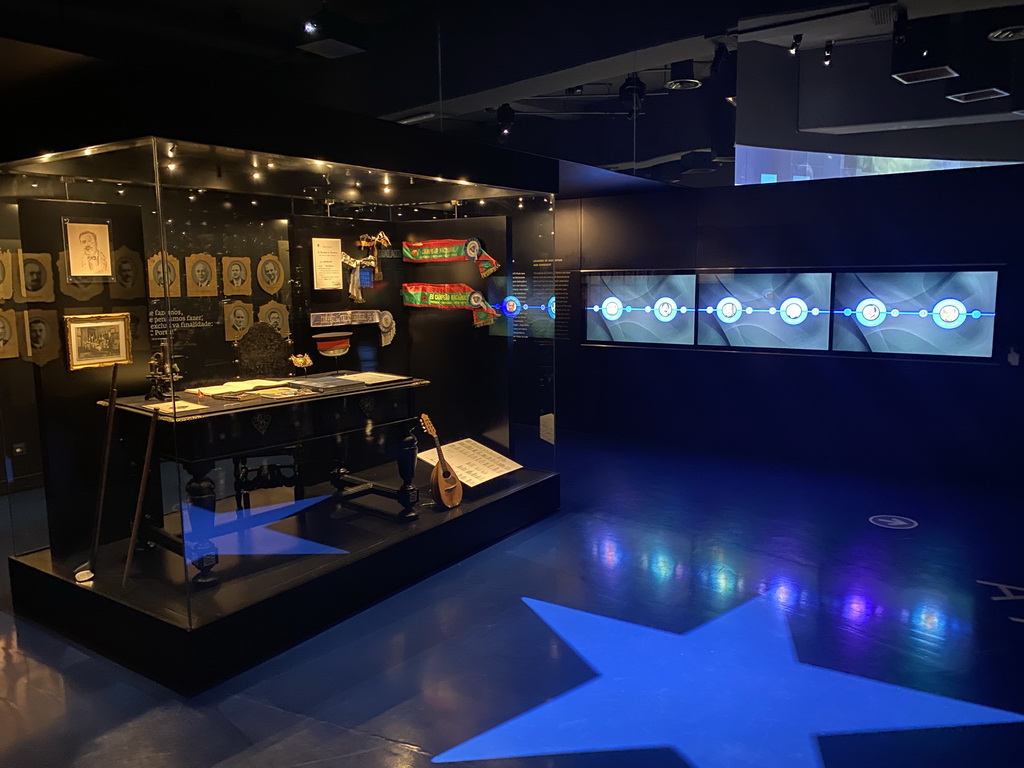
[{"left": 9, "top": 471, "right": 559, "bottom": 696}]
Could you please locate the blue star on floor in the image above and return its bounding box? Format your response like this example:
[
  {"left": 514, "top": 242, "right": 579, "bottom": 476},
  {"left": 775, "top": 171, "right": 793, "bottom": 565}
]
[
  {"left": 182, "top": 496, "right": 347, "bottom": 556},
  {"left": 433, "top": 597, "right": 1024, "bottom": 767}
]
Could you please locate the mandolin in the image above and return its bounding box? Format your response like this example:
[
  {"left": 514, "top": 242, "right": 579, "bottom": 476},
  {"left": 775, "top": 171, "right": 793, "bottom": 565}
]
[{"left": 419, "top": 413, "right": 463, "bottom": 509}]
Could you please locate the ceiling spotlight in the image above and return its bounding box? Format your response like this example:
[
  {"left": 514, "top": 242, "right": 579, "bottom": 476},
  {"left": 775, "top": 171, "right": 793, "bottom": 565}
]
[
  {"left": 496, "top": 103, "right": 515, "bottom": 143},
  {"left": 304, "top": 21, "right": 317, "bottom": 35},
  {"left": 789, "top": 34, "right": 803, "bottom": 55},
  {"left": 989, "top": 26, "right": 1024, "bottom": 42},
  {"left": 665, "top": 60, "right": 701, "bottom": 90},
  {"left": 619, "top": 73, "right": 646, "bottom": 120},
  {"left": 823, "top": 40, "right": 834, "bottom": 66}
]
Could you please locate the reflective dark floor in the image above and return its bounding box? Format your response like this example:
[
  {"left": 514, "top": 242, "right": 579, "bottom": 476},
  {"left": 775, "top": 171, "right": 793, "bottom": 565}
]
[{"left": 1, "top": 433, "right": 1022, "bottom": 767}]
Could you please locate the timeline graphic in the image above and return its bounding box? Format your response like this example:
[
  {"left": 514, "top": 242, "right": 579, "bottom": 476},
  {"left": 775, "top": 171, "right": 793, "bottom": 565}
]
[{"left": 502, "top": 295, "right": 556, "bottom": 319}]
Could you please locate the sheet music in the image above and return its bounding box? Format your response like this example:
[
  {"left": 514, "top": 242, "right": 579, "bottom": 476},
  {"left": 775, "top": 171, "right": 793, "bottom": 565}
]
[{"left": 417, "top": 438, "right": 522, "bottom": 487}]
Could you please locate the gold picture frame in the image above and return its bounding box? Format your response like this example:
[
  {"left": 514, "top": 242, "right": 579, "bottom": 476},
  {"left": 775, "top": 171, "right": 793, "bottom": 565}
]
[
  {"left": 65, "top": 312, "right": 133, "bottom": 371},
  {"left": 223, "top": 300, "right": 253, "bottom": 341},
  {"left": 110, "top": 247, "right": 145, "bottom": 300},
  {"left": 22, "top": 309, "right": 60, "bottom": 366},
  {"left": 222, "top": 256, "right": 252, "bottom": 296},
  {"left": 186, "top": 253, "right": 218, "bottom": 297},
  {"left": 15, "top": 251, "right": 55, "bottom": 303},
  {"left": 147, "top": 253, "right": 182, "bottom": 298},
  {"left": 256, "top": 253, "right": 284, "bottom": 294},
  {"left": 258, "top": 300, "right": 290, "bottom": 337},
  {"left": 0, "top": 250, "right": 12, "bottom": 301},
  {"left": 0, "top": 308, "right": 18, "bottom": 359}
]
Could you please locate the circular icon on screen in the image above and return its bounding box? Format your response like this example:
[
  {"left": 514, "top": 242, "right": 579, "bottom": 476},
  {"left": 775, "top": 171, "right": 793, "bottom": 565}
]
[
  {"left": 855, "top": 298, "right": 887, "bottom": 328},
  {"left": 779, "top": 297, "right": 809, "bottom": 326},
  {"left": 653, "top": 297, "right": 677, "bottom": 323},
  {"left": 932, "top": 298, "right": 967, "bottom": 329},
  {"left": 716, "top": 297, "right": 742, "bottom": 324},
  {"left": 546, "top": 297, "right": 556, "bottom": 319},
  {"left": 502, "top": 295, "right": 522, "bottom": 318},
  {"left": 601, "top": 296, "right": 624, "bottom": 322}
]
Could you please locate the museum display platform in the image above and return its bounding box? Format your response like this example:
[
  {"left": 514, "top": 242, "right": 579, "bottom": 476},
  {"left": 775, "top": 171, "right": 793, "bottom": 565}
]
[{"left": 10, "top": 462, "right": 559, "bottom": 695}]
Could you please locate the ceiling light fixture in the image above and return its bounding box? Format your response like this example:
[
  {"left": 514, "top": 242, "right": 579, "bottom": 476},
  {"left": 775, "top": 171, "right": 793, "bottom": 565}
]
[
  {"left": 398, "top": 112, "right": 437, "bottom": 125},
  {"left": 988, "top": 26, "right": 1024, "bottom": 42},
  {"left": 823, "top": 40, "right": 834, "bottom": 66},
  {"left": 496, "top": 103, "right": 515, "bottom": 143},
  {"left": 619, "top": 73, "right": 646, "bottom": 120},
  {"left": 665, "top": 61, "right": 701, "bottom": 90},
  {"left": 789, "top": 34, "right": 803, "bottom": 55}
]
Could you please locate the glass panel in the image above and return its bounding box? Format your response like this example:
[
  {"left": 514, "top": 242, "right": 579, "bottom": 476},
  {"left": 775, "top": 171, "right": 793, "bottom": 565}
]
[{"left": 0, "top": 138, "right": 555, "bottom": 629}]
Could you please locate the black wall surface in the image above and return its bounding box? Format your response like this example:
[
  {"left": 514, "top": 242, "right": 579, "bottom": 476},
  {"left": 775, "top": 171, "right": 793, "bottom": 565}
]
[{"left": 557, "top": 165, "right": 1024, "bottom": 489}]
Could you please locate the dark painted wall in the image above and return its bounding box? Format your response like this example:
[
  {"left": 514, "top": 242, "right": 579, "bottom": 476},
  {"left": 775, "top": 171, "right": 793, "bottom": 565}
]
[{"left": 557, "top": 165, "right": 1024, "bottom": 489}]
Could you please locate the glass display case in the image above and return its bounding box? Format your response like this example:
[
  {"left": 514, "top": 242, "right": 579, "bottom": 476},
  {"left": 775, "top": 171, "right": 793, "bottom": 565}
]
[{"left": 0, "top": 137, "right": 558, "bottom": 691}]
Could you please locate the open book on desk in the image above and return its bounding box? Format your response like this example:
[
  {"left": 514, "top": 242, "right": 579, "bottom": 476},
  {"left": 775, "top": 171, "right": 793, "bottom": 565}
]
[{"left": 184, "top": 379, "right": 285, "bottom": 397}]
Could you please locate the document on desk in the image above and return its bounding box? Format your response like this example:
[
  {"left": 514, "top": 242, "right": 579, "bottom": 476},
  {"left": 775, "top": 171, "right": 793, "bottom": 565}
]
[
  {"left": 139, "top": 400, "right": 210, "bottom": 414},
  {"left": 417, "top": 438, "right": 522, "bottom": 487},
  {"left": 184, "top": 379, "right": 284, "bottom": 396},
  {"left": 336, "top": 371, "right": 412, "bottom": 386}
]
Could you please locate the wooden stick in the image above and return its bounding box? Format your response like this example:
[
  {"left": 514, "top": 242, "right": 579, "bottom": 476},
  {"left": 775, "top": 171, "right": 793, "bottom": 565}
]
[
  {"left": 85, "top": 364, "right": 119, "bottom": 576},
  {"left": 122, "top": 411, "right": 158, "bottom": 589}
]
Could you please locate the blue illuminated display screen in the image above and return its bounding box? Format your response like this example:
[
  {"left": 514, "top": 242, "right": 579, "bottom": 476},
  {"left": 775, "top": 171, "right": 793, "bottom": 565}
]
[
  {"left": 696, "top": 272, "right": 831, "bottom": 350},
  {"left": 832, "top": 271, "right": 997, "bottom": 358},
  {"left": 584, "top": 273, "right": 696, "bottom": 345}
]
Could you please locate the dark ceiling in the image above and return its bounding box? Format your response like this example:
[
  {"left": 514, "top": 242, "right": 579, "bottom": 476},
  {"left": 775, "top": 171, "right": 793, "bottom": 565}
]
[{"left": 0, "top": 0, "right": 1022, "bottom": 188}]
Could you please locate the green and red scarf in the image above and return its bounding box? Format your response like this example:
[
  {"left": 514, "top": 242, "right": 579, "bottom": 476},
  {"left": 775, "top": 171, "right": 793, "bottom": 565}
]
[
  {"left": 402, "top": 237, "right": 499, "bottom": 278},
  {"left": 402, "top": 282, "right": 498, "bottom": 327}
]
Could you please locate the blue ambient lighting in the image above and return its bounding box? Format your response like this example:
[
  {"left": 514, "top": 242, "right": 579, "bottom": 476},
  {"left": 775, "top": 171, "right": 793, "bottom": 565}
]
[
  {"left": 182, "top": 497, "right": 347, "bottom": 556},
  {"left": 433, "top": 597, "right": 1024, "bottom": 767}
]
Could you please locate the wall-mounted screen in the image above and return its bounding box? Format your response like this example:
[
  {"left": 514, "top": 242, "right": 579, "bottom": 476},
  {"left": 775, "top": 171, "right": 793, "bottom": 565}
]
[
  {"left": 696, "top": 272, "right": 831, "bottom": 350},
  {"left": 832, "top": 271, "right": 997, "bottom": 358},
  {"left": 584, "top": 272, "right": 696, "bottom": 345}
]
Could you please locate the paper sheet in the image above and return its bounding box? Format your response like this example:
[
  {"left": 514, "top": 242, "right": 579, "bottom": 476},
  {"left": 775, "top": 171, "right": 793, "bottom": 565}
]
[
  {"left": 337, "top": 371, "right": 411, "bottom": 385},
  {"left": 139, "top": 400, "right": 209, "bottom": 414},
  {"left": 184, "top": 379, "right": 283, "bottom": 396},
  {"left": 417, "top": 438, "right": 522, "bottom": 487}
]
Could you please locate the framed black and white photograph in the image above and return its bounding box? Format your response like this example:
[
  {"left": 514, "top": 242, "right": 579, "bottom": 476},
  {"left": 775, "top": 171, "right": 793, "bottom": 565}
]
[
  {"left": 22, "top": 308, "right": 60, "bottom": 366},
  {"left": 62, "top": 218, "right": 113, "bottom": 280},
  {"left": 258, "top": 300, "right": 290, "bottom": 337},
  {"left": 186, "top": 252, "right": 218, "bottom": 297},
  {"left": 223, "top": 256, "right": 252, "bottom": 296},
  {"left": 224, "top": 300, "right": 253, "bottom": 341},
  {"left": 257, "top": 253, "right": 284, "bottom": 294},
  {"left": 65, "top": 312, "right": 133, "bottom": 371},
  {"left": 16, "top": 251, "right": 55, "bottom": 303},
  {"left": 0, "top": 308, "right": 18, "bottom": 359},
  {"left": 110, "top": 247, "right": 145, "bottom": 300},
  {"left": 147, "top": 253, "right": 181, "bottom": 298},
  {"left": 0, "top": 250, "right": 12, "bottom": 301}
]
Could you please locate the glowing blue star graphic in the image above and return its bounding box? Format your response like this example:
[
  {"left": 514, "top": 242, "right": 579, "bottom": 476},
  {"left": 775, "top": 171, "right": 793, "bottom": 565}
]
[
  {"left": 183, "top": 496, "right": 347, "bottom": 555},
  {"left": 434, "top": 597, "right": 1024, "bottom": 767}
]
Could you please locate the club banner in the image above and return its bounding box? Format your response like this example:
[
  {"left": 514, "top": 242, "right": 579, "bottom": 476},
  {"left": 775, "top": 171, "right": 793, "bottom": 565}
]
[
  {"left": 402, "top": 282, "right": 498, "bottom": 327},
  {"left": 402, "top": 237, "right": 499, "bottom": 278},
  {"left": 309, "top": 309, "right": 396, "bottom": 346}
]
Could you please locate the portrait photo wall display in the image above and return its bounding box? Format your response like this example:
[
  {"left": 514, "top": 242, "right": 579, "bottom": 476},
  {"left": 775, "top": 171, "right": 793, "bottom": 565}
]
[
  {"left": 186, "top": 253, "right": 218, "bottom": 297},
  {"left": 224, "top": 300, "right": 254, "bottom": 341},
  {"left": 0, "top": 250, "right": 13, "bottom": 301},
  {"left": 62, "top": 218, "right": 113, "bottom": 281},
  {"left": 0, "top": 308, "right": 18, "bottom": 359},
  {"left": 147, "top": 253, "right": 182, "bottom": 298},
  {"left": 64, "top": 313, "right": 133, "bottom": 371},
  {"left": 223, "top": 256, "right": 252, "bottom": 296},
  {"left": 15, "top": 251, "right": 55, "bottom": 303}
]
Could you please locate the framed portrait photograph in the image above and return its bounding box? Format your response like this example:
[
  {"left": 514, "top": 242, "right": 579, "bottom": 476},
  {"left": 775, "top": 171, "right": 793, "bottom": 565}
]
[
  {"left": 16, "top": 251, "right": 55, "bottom": 303},
  {"left": 22, "top": 309, "right": 60, "bottom": 366},
  {"left": 147, "top": 253, "right": 182, "bottom": 298},
  {"left": 257, "top": 253, "right": 284, "bottom": 294},
  {"left": 63, "top": 218, "right": 113, "bottom": 280},
  {"left": 0, "top": 250, "right": 12, "bottom": 301},
  {"left": 65, "top": 312, "right": 133, "bottom": 371},
  {"left": 224, "top": 300, "right": 253, "bottom": 341},
  {"left": 222, "top": 256, "right": 252, "bottom": 296},
  {"left": 110, "top": 247, "right": 145, "bottom": 300},
  {"left": 0, "top": 308, "right": 19, "bottom": 359},
  {"left": 258, "top": 300, "right": 290, "bottom": 337},
  {"left": 186, "top": 253, "right": 218, "bottom": 297}
]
